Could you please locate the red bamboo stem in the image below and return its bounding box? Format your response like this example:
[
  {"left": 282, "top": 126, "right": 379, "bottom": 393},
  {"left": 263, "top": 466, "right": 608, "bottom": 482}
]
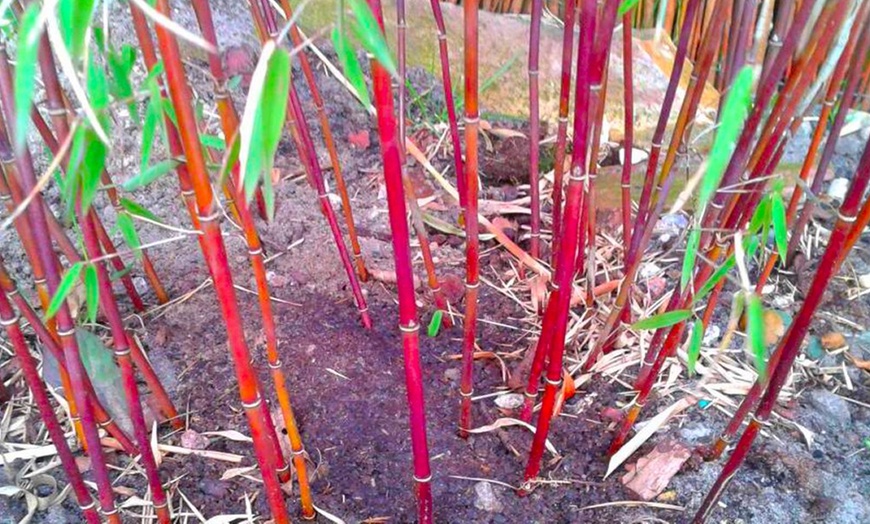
[
  {"left": 550, "top": 0, "right": 577, "bottom": 266},
  {"left": 621, "top": 13, "right": 634, "bottom": 250},
  {"left": 427, "top": 0, "right": 466, "bottom": 216},
  {"left": 528, "top": 0, "right": 544, "bottom": 261},
  {"left": 274, "top": 0, "right": 369, "bottom": 282},
  {"left": 79, "top": 211, "right": 171, "bottom": 522},
  {"left": 522, "top": 0, "right": 597, "bottom": 490},
  {"left": 30, "top": 52, "right": 180, "bottom": 427},
  {"left": 368, "top": 2, "right": 434, "bottom": 520},
  {"left": 0, "top": 256, "right": 138, "bottom": 454},
  {"left": 459, "top": 0, "right": 482, "bottom": 438},
  {"left": 190, "top": 0, "right": 313, "bottom": 508},
  {"left": 0, "top": 277, "right": 101, "bottom": 524},
  {"left": 694, "top": 129, "right": 870, "bottom": 524},
  {"left": 0, "top": 45, "right": 121, "bottom": 524},
  {"left": 148, "top": 1, "right": 290, "bottom": 519}
]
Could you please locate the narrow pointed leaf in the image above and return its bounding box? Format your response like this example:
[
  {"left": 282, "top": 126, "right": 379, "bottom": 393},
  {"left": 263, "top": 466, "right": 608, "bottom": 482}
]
[
  {"left": 771, "top": 193, "right": 788, "bottom": 264},
  {"left": 746, "top": 293, "right": 766, "bottom": 379},
  {"left": 681, "top": 228, "right": 700, "bottom": 291},
  {"left": 13, "top": 4, "right": 43, "bottom": 151},
  {"left": 618, "top": 0, "right": 641, "bottom": 15},
  {"left": 123, "top": 159, "right": 180, "bottom": 191},
  {"left": 332, "top": 27, "right": 370, "bottom": 109},
  {"left": 427, "top": 310, "right": 443, "bottom": 337},
  {"left": 58, "top": 0, "right": 97, "bottom": 61},
  {"left": 631, "top": 309, "right": 693, "bottom": 331},
  {"left": 46, "top": 262, "right": 84, "bottom": 319},
  {"left": 119, "top": 197, "right": 163, "bottom": 224},
  {"left": 84, "top": 264, "right": 99, "bottom": 324},
  {"left": 347, "top": 0, "right": 397, "bottom": 76},
  {"left": 117, "top": 213, "right": 142, "bottom": 260},
  {"left": 687, "top": 318, "right": 704, "bottom": 376}
]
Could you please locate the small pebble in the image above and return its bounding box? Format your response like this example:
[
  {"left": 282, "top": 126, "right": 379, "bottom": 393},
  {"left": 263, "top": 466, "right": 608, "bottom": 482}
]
[
  {"left": 859, "top": 273, "right": 870, "bottom": 289},
  {"left": 494, "top": 393, "right": 524, "bottom": 409},
  {"left": 827, "top": 178, "right": 850, "bottom": 202}
]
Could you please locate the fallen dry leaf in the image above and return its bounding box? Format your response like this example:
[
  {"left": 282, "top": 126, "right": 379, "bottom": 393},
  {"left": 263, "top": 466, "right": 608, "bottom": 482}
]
[{"left": 621, "top": 439, "right": 691, "bottom": 501}]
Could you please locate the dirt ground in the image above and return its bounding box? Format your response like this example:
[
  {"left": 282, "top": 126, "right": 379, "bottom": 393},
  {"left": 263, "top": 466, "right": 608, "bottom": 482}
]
[{"left": 3, "top": 1, "right": 870, "bottom": 523}]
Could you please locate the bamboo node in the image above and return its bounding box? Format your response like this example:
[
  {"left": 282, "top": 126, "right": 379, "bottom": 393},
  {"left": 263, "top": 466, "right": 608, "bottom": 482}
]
[
  {"left": 152, "top": 501, "right": 169, "bottom": 509},
  {"left": 545, "top": 377, "right": 562, "bottom": 387},
  {"left": 98, "top": 417, "right": 115, "bottom": 428},
  {"left": 57, "top": 327, "right": 76, "bottom": 338},
  {"left": 247, "top": 247, "right": 264, "bottom": 256},
  {"left": 277, "top": 463, "right": 291, "bottom": 473},
  {"left": 465, "top": 281, "right": 480, "bottom": 289},
  {"left": 838, "top": 212, "right": 857, "bottom": 224},
  {"left": 198, "top": 210, "right": 222, "bottom": 223},
  {"left": 633, "top": 400, "right": 646, "bottom": 409},
  {"left": 464, "top": 116, "right": 480, "bottom": 124},
  {"left": 459, "top": 388, "right": 474, "bottom": 397},
  {"left": 46, "top": 107, "right": 68, "bottom": 117},
  {"left": 78, "top": 499, "right": 97, "bottom": 511},
  {"left": 113, "top": 347, "right": 132, "bottom": 358},
  {"left": 241, "top": 396, "right": 263, "bottom": 410},
  {"left": 6, "top": 288, "right": 19, "bottom": 297},
  {"left": 399, "top": 322, "right": 419, "bottom": 333},
  {"left": 34, "top": 278, "right": 47, "bottom": 285},
  {"left": 99, "top": 506, "right": 119, "bottom": 517},
  {"left": 529, "top": 70, "right": 540, "bottom": 77},
  {"left": 590, "top": 83, "right": 602, "bottom": 91},
  {"left": 719, "top": 434, "right": 733, "bottom": 444},
  {"left": 437, "top": 32, "right": 447, "bottom": 41},
  {"left": 529, "top": 232, "right": 541, "bottom": 237},
  {"left": 267, "top": 360, "right": 283, "bottom": 369},
  {"left": 290, "top": 448, "right": 306, "bottom": 456},
  {"left": 621, "top": 183, "right": 631, "bottom": 189},
  {"left": 413, "top": 474, "right": 433, "bottom": 483},
  {"left": 524, "top": 390, "right": 537, "bottom": 398},
  {"left": 558, "top": 116, "right": 569, "bottom": 123},
  {"left": 651, "top": 140, "right": 662, "bottom": 149},
  {"left": 181, "top": 189, "right": 195, "bottom": 197},
  {"left": 0, "top": 314, "right": 20, "bottom": 327}
]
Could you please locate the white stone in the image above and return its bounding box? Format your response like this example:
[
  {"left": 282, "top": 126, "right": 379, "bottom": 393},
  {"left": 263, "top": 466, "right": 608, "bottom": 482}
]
[
  {"left": 639, "top": 263, "right": 661, "bottom": 279},
  {"left": 827, "top": 178, "right": 850, "bottom": 202},
  {"left": 859, "top": 273, "right": 870, "bottom": 289},
  {"left": 619, "top": 147, "right": 649, "bottom": 166},
  {"left": 494, "top": 393, "right": 524, "bottom": 409}
]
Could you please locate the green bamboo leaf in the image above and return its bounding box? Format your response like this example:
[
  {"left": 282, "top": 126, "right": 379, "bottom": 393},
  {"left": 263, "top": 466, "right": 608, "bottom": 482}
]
[
  {"left": 746, "top": 293, "right": 766, "bottom": 379},
  {"left": 108, "top": 45, "right": 139, "bottom": 124},
  {"left": 226, "top": 75, "right": 242, "bottom": 91},
  {"left": 141, "top": 79, "right": 165, "bottom": 168},
  {"left": 631, "top": 309, "right": 694, "bottom": 331},
  {"left": 84, "top": 264, "right": 99, "bottom": 324},
  {"left": 258, "top": 48, "right": 290, "bottom": 220},
  {"left": 687, "top": 318, "right": 704, "bottom": 376},
  {"left": 681, "top": 228, "right": 700, "bottom": 291},
  {"left": 749, "top": 197, "right": 771, "bottom": 235},
  {"left": 771, "top": 193, "right": 788, "bottom": 264},
  {"left": 347, "top": 0, "right": 397, "bottom": 77},
  {"left": 695, "top": 255, "right": 735, "bottom": 303},
  {"left": 201, "top": 134, "right": 226, "bottom": 151},
  {"left": 119, "top": 197, "right": 163, "bottom": 224},
  {"left": 117, "top": 213, "right": 142, "bottom": 260},
  {"left": 58, "top": 0, "right": 96, "bottom": 61},
  {"left": 46, "top": 262, "right": 84, "bottom": 319},
  {"left": 332, "top": 27, "right": 370, "bottom": 109},
  {"left": 13, "top": 4, "right": 43, "bottom": 151},
  {"left": 123, "top": 159, "right": 179, "bottom": 191},
  {"left": 80, "top": 131, "right": 108, "bottom": 213},
  {"left": 427, "top": 310, "right": 443, "bottom": 337},
  {"left": 697, "top": 66, "right": 754, "bottom": 212},
  {"left": 618, "top": 0, "right": 641, "bottom": 15}
]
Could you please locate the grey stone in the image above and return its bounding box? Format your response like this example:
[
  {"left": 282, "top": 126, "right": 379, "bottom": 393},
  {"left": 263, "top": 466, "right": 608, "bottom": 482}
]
[
  {"left": 473, "top": 481, "right": 504, "bottom": 513},
  {"left": 807, "top": 389, "right": 852, "bottom": 429}
]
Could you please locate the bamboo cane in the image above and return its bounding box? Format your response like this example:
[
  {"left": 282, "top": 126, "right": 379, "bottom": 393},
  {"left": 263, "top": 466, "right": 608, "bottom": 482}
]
[{"left": 368, "top": 2, "right": 435, "bottom": 520}]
